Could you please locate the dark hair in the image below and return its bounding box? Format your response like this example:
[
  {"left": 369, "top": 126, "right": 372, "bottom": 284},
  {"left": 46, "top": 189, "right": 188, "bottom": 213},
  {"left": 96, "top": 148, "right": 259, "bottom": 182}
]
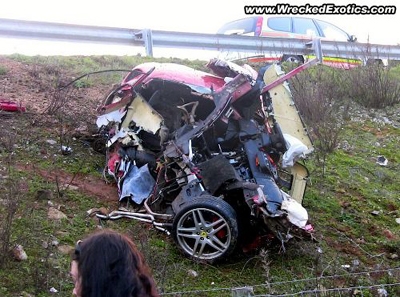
[{"left": 72, "top": 229, "right": 159, "bottom": 297}]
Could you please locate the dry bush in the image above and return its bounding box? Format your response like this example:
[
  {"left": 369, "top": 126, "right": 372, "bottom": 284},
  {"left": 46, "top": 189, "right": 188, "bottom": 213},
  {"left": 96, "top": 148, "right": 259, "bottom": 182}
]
[
  {"left": 347, "top": 64, "right": 400, "bottom": 108},
  {"left": 0, "top": 177, "right": 21, "bottom": 269},
  {"left": 288, "top": 64, "right": 350, "bottom": 155},
  {"left": 0, "top": 131, "right": 22, "bottom": 268},
  {"left": 27, "top": 63, "right": 63, "bottom": 93}
]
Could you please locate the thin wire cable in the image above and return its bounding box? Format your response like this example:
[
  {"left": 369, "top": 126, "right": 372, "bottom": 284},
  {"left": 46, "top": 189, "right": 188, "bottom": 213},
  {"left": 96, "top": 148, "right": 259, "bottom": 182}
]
[{"left": 159, "top": 267, "right": 400, "bottom": 296}]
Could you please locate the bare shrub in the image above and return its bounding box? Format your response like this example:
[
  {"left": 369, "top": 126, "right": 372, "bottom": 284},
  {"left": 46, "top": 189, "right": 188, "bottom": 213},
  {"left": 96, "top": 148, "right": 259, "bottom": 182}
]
[
  {"left": 0, "top": 131, "right": 22, "bottom": 268},
  {"left": 0, "top": 179, "right": 21, "bottom": 268},
  {"left": 347, "top": 64, "right": 400, "bottom": 108},
  {"left": 259, "top": 249, "right": 272, "bottom": 291},
  {"left": 288, "top": 64, "right": 350, "bottom": 155},
  {"left": 45, "top": 87, "right": 73, "bottom": 115}
]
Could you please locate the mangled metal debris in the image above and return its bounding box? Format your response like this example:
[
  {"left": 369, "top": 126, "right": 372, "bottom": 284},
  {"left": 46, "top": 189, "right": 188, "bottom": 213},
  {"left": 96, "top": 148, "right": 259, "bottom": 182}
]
[
  {"left": 376, "top": 155, "right": 388, "bottom": 166},
  {"left": 12, "top": 244, "right": 28, "bottom": 261},
  {"left": 0, "top": 98, "right": 26, "bottom": 112},
  {"left": 94, "top": 58, "right": 317, "bottom": 263}
]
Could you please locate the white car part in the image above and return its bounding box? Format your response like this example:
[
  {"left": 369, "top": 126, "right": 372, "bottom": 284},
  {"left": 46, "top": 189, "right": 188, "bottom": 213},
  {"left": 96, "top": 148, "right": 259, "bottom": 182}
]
[
  {"left": 280, "top": 190, "right": 308, "bottom": 228},
  {"left": 282, "top": 133, "right": 309, "bottom": 168}
]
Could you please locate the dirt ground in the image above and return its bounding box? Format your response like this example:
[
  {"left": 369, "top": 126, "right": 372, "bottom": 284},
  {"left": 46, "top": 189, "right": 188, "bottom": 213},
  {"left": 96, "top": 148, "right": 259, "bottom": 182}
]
[
  {"left": 15, "top": 163, "right": 118, "bottom": 203},
  {"left": 0, "top": 56, "right": 121, "bottom": 205}
]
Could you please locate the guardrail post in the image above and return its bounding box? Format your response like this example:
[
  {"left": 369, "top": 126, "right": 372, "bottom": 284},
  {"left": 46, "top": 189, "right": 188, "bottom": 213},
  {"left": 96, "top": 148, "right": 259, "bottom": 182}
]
[
  {"left": 142, "top": 29, "right": 153, "bottom": 57},
  {"left": 313, "top": 38, "right": 323, "bottom": 63}
]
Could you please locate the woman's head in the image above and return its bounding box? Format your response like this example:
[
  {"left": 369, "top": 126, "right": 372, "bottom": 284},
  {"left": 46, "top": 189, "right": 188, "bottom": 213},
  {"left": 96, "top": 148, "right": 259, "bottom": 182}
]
[{"left": 70, "top": 229, "right": 159, "bottom": 297}]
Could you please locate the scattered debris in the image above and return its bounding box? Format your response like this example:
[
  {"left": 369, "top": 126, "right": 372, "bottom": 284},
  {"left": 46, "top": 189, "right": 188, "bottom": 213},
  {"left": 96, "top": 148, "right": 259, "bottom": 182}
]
[
  {"left": 389, "top": 253, "right": 398, "bottom": 260},
  {"left": 370, "top": 210, "right": 380, "bottom": 216},
  {"left": 46, "top": 139, "right": 57, "bottom": 145},
  {"left": 42, "top": 241, "right": 49, "bottom": 249},
  {"left": 49, "top": 287, "right": 58, "bottom": 293},
  {"left": 352, "top": 259, "right": 360, "bottom": 267},
  {"left": 0, "top": 99, "right": 26, "bottom": 112},
  {"left": 51, "top": 239, "right": 59, "bottom": 246},
  {"left": 61, "top": 145, "right": 72, "bottom": 155},
  {"left": 377, "top": 288, "right": 388, "bottom": 297},
  {"left": 187, "top": 269, "right": 198, "bottom": 278},
  {"left": 376, "top": 155, "right": 388, "bottom": 166},
  {"left": 232, "top": 286, "right": 255, "bottom": 297},
  {"left": 12, "top": 244, "right": 28, "bottom": 261},
  {"left": 396, "top": 218, "right": 400, "bottom": 224},
  {"left": 338, "top": 140, "right": 353, "bottom": 151}
]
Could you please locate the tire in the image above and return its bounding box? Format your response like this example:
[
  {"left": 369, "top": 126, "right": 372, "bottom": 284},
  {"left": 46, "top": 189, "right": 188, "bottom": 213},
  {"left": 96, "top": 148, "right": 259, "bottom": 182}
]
[
  {"left": 172, "top": 196, "right": 239, "bottom": 263},
  {"left": 281, "top": 55, "right": 304, "bottom": 64},
  {"left": 366, "top": 58, "right": 384, "bottom": 66}
]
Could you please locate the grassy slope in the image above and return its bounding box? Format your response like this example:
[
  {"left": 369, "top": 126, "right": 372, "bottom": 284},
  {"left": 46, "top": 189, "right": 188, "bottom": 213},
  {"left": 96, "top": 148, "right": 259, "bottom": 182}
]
[{"left": 0, "top": 55, "right": 399, "bottom": 297}]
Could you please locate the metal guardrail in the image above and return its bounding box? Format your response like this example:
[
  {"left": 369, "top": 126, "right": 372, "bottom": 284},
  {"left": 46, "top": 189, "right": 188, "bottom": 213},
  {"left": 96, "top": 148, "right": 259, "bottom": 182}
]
[{"left": 1, "top": 18, "right": 400, "bottom": 61}]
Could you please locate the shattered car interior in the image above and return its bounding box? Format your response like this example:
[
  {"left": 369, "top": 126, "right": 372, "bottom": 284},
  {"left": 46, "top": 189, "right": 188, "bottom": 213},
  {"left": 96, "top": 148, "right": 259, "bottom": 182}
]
[{"left": 95, "top": 58, "right": 316, "bottom": 263}]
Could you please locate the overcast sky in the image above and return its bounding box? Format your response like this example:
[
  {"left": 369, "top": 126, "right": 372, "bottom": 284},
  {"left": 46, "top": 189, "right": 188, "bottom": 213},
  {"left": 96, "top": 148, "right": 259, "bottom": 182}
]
[{"left": 0, "top": 0, "right": 398, "bottom": 57}]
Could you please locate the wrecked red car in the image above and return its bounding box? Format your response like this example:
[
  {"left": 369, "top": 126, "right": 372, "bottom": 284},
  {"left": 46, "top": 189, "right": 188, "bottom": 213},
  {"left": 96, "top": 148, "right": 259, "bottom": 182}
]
[{"left": 95, "top": 59, "right": 315, "bottom": 263}]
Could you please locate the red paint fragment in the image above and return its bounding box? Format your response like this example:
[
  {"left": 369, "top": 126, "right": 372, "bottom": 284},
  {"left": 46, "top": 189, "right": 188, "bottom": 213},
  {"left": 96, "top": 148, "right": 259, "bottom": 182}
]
[{"left": 0, "top": 99, "right": 26, "bottom": 112}]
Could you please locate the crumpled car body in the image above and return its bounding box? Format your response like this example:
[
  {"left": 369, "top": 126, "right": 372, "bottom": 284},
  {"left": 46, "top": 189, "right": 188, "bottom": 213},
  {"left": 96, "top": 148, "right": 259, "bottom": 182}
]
[{"left": 95, "top": 58, "right": 315, "bottom": 263}]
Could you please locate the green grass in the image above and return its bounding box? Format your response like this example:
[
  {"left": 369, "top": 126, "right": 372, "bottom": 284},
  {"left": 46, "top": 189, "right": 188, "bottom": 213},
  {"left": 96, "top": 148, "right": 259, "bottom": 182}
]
[
  {"left": 0, "top": 65, "right": 7, "bottom": 75},
  {"left": 7, "top": 54, "right": 209, "bottom": 75}
]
